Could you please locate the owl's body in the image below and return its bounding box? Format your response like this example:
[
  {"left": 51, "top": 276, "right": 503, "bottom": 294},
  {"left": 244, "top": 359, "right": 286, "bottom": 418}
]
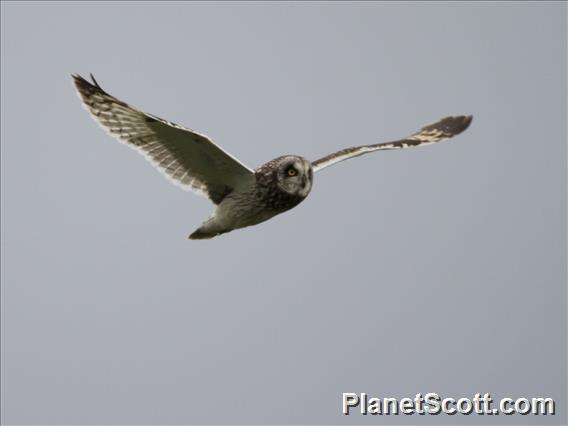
[
  {"left": 190, "top": 156, "right": 312, "bottom": 239},
  {"left": 72, "top": 74, "right": 472, "bottom": 240}
]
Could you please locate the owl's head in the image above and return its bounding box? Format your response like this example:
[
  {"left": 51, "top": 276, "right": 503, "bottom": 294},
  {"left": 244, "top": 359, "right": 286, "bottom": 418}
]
[{"left": 275, "top": 156, "right": 313, "bottom": 197}]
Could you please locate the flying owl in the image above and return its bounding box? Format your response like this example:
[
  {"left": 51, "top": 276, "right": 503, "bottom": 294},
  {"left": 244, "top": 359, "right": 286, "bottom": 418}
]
[{"left": 72, "top": 74, "right": 472, "bottom": 240}]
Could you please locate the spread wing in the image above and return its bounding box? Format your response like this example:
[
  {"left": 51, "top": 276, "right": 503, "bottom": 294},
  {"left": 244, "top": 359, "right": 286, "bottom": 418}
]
[
  {"left": 72, "top": 74, "right": 254, "bottom": 204},
  {"left": 312, "top": 115, "right": 473, "bottom": 172}
]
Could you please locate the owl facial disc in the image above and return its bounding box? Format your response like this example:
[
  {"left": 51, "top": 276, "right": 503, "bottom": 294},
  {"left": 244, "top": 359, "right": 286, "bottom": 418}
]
[{"left": 276, "top": 156, "right": 313, "bottom": 197}]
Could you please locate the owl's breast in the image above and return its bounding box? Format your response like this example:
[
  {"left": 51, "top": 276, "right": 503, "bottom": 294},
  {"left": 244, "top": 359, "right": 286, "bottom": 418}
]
[
  {"left": 212, "top": 173, "right": 309, "bottom": 233},
  {"left": 262, "top": 186, "right": 306, "bottom": 213}
]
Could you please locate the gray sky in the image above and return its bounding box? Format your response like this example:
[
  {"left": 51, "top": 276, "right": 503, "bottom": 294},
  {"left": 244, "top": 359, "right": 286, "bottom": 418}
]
[{"left": 1, "top": 2, "right": 566, "bottom": 425}]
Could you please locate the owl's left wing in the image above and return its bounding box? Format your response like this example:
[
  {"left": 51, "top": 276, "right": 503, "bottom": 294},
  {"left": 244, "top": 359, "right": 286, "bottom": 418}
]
[
  {"left": 311, "top": 115, "right": 473, "bottom": 172},
  {"left": 72, "top": 74, "right": 254, "bottom": 205}
]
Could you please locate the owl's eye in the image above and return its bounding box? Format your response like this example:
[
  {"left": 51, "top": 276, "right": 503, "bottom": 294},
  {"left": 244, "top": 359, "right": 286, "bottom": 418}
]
[{"left": 287, "top": 168, "right": 297, "bottom": 177}]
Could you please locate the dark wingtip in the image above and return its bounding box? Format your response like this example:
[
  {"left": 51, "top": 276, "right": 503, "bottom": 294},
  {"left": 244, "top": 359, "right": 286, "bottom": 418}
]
[
  {"left": 456, "top": 114, "right": 473, "bottom": 134},
  {"left": 71, "top": 72, "right": 109, "bottom": 97},
  {"left": 71, "top": 73, "right": 90, "bottom": 92},
  {"left": 433, "top": 114, "right": 473, "bottom": 136},
  {"left": 89, "top": 73, "right": 102, "bottom": 89},
  {"left": 71, "top": 73, "right": 86, "bottom": 84},
  {"left": 463, "top": 114, "right": 473, "bottom": 129},
  {"left": 71, "top": 73, "right": 90, "bottom": 85}
]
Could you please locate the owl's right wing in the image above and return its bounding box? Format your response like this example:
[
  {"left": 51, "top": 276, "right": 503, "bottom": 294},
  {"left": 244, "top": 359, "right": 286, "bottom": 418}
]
[
  {"left": 73, "top": 74, "right": 255, "bottom": 204},
  {"left": 312, "top": 115, "right": 473, "bottom": 172}
]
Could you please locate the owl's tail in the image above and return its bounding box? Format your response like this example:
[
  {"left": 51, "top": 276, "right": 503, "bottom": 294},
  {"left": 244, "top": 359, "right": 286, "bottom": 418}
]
[
  {"left": 188, "top": 228, "right": 218, "bottom": 240},
  {"left": 188, "top": 222, "right": 231, "bottom": 240}
]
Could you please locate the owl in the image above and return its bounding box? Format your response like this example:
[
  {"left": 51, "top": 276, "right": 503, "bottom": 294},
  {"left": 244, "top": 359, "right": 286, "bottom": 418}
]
[{"left": 73, "top": 74, "right": 472, "bottom": 239}]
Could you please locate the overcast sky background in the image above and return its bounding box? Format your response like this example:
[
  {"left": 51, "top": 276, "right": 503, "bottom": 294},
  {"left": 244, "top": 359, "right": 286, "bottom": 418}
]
[{"left": 1, "top": 2, "right": 566, "bottom": 425}]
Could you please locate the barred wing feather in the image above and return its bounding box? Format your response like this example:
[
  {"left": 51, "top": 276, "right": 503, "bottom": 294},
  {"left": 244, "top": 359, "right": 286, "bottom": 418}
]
[
  {"left": 72, "top": 74, "right": 254, "bottom": 204},
  {"left": 312, "top": 115, "right": 473, "bottom": 172}
]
